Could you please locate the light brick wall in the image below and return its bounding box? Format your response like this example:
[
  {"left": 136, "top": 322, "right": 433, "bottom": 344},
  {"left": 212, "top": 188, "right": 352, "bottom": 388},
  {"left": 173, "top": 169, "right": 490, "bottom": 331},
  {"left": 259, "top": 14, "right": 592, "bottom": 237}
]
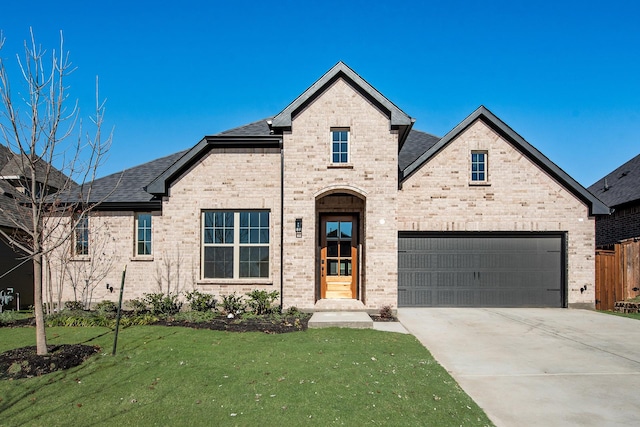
[
  {"left": 282, "top": 78, "right": 399, "bottom": 310},
  {"left": 398, "top": 120, "right": 596, "bottom": 307},
  {"left": 47, "top": 148, "right": 282, "bottom": 307}
]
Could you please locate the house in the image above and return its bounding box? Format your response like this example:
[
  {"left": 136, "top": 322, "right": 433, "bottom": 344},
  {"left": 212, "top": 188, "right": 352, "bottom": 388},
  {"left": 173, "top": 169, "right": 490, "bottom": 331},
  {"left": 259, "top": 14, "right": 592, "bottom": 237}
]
[
  {"left": 588, "top": 153, "right": 640, "bottom": 247},
  {"left": 45, "top": 62, "right": 609, "bottom": 311}
]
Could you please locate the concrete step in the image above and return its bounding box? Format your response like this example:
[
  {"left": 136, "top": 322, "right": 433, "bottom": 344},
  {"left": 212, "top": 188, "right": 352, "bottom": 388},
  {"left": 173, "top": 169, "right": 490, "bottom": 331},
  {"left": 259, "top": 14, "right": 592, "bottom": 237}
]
[{"left": 308, "top": 311, "right": 374, "bottom": 329}]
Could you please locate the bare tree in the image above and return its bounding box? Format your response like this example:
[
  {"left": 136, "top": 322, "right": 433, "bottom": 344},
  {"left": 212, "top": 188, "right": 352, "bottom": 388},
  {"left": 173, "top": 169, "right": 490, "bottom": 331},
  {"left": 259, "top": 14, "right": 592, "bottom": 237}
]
[
  {"left": 58, "top": 212, "right": 116, "bottom": 309},
  {"left": 0, "top": 29, "right": 113, "bottom": 355}
]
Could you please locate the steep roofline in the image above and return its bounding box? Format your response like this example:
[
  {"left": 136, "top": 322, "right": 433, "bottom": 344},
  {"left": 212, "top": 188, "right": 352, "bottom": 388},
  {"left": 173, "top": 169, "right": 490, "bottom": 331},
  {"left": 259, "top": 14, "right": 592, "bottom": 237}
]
[
  {"left": 271, "top": 61, "right": 414, "bottom": 147},
  {"left": 145, "top": 135, "right": 282, "bottom": 196},
  {"left": 400, "top": 106, "right": 610, "bottom": 216}
]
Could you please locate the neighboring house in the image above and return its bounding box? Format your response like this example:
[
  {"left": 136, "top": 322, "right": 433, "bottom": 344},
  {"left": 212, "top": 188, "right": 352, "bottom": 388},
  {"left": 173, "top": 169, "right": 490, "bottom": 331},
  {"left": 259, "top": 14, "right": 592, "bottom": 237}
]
[
  {"left": 45, "top": 62, "right": 608, "bottom": 310},
  {"left": 0, "top": 143, "right": 71, "bottom": 309},
  {"left": 588, "top": 153, "right": 640, "bottom": 247}
]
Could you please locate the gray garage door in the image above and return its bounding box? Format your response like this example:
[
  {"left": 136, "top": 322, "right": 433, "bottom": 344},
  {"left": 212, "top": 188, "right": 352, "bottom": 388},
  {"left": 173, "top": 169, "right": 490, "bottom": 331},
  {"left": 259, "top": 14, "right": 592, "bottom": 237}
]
[{"left": 398, "top": 233, "right": 565, "bottom": 307}]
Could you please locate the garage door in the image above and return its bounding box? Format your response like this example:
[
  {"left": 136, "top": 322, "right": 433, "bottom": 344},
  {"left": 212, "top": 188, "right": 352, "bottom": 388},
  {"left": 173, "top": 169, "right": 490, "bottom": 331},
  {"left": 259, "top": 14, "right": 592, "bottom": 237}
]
[{"left": 398, "top": 233, "right": 565, "bottom": 307}]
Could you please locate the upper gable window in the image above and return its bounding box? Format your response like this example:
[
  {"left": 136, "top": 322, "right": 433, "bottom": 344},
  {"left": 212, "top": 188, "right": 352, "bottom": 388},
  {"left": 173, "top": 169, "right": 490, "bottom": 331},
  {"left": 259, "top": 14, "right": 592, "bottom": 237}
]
[
  {"left": 471, "top": 151, "right": 488, "bottom": 183},
  {"left": 331, "top": 129, "right": 349, "bottom": 164}
]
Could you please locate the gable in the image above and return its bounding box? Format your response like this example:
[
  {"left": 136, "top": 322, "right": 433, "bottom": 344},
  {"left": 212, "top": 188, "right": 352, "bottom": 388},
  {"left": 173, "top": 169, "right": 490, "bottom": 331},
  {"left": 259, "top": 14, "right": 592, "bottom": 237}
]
[
  {"left": 400, "top": 106, "right": 609, "bottom": 216},
  {"left": 271, "top": 62, "right": 414, "bottom": 148}
]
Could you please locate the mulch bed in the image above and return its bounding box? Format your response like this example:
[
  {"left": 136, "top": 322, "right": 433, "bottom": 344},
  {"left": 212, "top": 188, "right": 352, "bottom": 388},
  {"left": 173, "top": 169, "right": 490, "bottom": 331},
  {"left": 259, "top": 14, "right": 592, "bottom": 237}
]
[
  {"left": 0, "top": 344, "right": 99, "bottom": 380},
  {"left": 152, "top": 314, "right": 310, "bottom": 334}
]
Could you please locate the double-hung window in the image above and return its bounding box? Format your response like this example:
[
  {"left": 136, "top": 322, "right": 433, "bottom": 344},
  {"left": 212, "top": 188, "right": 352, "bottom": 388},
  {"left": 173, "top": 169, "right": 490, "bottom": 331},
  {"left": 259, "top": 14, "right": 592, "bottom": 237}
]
[
  {"left": 74, "top": 214, "right": 89, "bottom": 256},
  {"left": 471, "top": 151, "right": 488, "bottom": 183},
  {"left": 203, "top": 211, "right": 270, "bottom": 279},
  {"left": 136, "top": 213, "right": 152, "bottom": 255},
  {"left": 331, "top": 129, "right": 349, "bottom": 164}
]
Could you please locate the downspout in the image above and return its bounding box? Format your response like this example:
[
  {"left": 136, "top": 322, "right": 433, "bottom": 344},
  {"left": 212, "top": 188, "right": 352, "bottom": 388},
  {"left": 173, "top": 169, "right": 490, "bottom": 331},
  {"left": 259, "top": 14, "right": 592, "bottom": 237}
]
[{"left": 279, "top": 140, "right": 284, "bottom": 311}]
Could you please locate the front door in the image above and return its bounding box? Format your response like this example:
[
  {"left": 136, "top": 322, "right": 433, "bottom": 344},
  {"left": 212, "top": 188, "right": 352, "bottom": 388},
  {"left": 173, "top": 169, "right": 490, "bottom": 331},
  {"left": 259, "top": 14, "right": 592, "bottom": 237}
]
[{"left": 320, "top": 215, "right": 358, "bottom": 299}]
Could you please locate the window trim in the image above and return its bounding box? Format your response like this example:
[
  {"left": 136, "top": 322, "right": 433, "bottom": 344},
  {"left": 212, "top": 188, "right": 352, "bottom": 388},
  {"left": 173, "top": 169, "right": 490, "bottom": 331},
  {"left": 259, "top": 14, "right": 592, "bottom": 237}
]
[
  {"left": 135, "top": 212, "right": 153, "bottom": 257},
  {"left": 330, "top": 128, "right": 350, "bottom": 165},
  {"left": 73, "top": 214, "right": 89, "bottom": 256},
  {"left": 470, "top": 150, "right": 489, "bottom": 185},
  {"left": 201, "top": 210, "right": 271, "bottom": 281}
]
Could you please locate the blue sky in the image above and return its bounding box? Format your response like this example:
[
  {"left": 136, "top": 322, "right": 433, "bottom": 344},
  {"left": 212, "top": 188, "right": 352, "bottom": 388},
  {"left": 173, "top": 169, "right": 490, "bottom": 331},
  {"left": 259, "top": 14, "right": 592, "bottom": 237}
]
[{"left": 1, "top": 0, "right": 638, "bottom": 186}]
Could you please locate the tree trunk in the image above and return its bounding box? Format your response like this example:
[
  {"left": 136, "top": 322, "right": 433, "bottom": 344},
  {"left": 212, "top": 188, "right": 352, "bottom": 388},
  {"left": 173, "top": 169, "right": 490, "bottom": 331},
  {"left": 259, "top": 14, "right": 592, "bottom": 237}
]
[{"left": 33, "top": 252, "right": 48, "bottom": 355}]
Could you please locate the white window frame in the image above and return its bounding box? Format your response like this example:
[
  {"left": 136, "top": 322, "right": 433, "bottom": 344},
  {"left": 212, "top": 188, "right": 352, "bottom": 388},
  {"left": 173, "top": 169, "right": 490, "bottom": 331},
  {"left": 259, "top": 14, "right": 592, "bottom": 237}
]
[{"left": 202, "top": 210, "right": 270, "bottom": 280}]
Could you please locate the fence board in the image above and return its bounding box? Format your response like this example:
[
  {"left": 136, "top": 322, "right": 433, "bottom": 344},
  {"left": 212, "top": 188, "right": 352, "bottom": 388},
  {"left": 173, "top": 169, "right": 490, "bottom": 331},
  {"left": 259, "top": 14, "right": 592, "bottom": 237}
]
[{"left": 596, "top": 240, "right": 640, "bottom": 310}]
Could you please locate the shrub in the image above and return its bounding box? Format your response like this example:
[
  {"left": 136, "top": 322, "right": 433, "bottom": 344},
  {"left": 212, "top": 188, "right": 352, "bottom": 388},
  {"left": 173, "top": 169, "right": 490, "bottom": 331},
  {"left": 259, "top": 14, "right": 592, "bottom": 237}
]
[
  {"left": 379, "top": 305, "right": 394, "bottom": 319},
  {"left": 144, "top": 293, "right": 182, "bottom": 315},
  {"left": 245, "top": 290, "right": 279, "bottom": 315},
  {"left": 220, "top": 293, "right": 246, "bottom": 315},
  {"left": 94, "top": 300, "right": 118, "bottom": 314},
  {"left": 284, "top": 306, "right": 301, "bottom": 317},
  {"left": 184, "top": 290, "right": 217, "bottom": 312},
  {"left": 127, "top": 298, "right": 148, "bottom": 314},
  {"left": 64, "top": 301, "right": 84, "bottom": 311},
  {"left": 0, "top": 310, "right": 22, "bottom": 325}
]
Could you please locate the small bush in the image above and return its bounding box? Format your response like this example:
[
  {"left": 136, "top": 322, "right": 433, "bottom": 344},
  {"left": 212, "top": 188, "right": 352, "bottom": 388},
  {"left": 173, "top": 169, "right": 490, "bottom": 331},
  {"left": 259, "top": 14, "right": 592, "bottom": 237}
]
[
  {"left": 185, "top": 290, "right": 217, "bottom": 312},
  {"left": 284, "top": 306, "right": 301, "bottom": 317},
  {"left": 379, "top": 305, "right": 394, "bottom": 319},
  {"left": 94, "top": 300, "right": 118, "bottom": 314},
  {"left": 127, "top": 298, "right": 148, "bottom": 314},
  {"left": 245, "top": 290, "right": 280, "bottom": 315},
  {"left": 220, "top": 293, "right": 245, "bottom": 315},
  {"left": 144, "top": 293, "right": 182, "bottom": 315},
  {"left": 64, "top": 301, "right": 84, "bottom": 311},
  {"left": 0, "top": 310, "right": 23, "bottom": 325}
]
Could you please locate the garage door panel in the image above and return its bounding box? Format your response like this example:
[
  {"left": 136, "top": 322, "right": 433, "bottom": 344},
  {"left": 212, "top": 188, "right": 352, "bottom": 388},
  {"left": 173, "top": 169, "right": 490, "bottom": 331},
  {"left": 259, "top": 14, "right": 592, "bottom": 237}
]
[{"left": 398, "top": 234, "right": 564, "bottom": 307}]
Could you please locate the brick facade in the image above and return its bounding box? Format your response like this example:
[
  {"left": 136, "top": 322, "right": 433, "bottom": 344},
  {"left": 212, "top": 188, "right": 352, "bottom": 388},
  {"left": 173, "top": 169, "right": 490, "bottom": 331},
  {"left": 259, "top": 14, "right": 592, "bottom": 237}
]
[
  {"left": 398, "top": 120, "right": 596, "bottom": 307},
  {"left": 281, "top": 79, "right": 398, "bottom": 311},
  {"left": 44, "top": 66, "right": 602, "bottom": 311},
  {"left": 595, "top": 204, "right": 640, "bottom": 246}
]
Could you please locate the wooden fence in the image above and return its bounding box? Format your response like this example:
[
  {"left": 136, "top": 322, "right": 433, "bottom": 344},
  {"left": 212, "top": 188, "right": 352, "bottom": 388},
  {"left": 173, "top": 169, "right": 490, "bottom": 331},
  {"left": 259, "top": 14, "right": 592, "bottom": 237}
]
[{"left": 595, "top": 239, "right": 640, "bottom": 311}]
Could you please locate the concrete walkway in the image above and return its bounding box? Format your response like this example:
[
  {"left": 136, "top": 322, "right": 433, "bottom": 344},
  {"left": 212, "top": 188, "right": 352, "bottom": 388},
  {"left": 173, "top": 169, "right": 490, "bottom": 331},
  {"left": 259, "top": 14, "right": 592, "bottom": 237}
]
[{"left": 398, "top": 308, "right": 640, "bottom": 427}]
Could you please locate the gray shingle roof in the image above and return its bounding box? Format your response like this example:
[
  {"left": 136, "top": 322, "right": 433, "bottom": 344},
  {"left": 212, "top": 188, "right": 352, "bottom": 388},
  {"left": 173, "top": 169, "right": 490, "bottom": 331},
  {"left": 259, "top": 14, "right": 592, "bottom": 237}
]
[
  {"left": 0, "top": 179, "right": 28, "bottom": 229},
  {"left": 86, "top": 150, "right": 188, "bottom": 205},
  {"left": 398, "top": 129, "right": 440, "bottom": 171},
  {"left": 588, "top": 153, "right": 640, "bottom": 208},
  {"left": 219, "top": 118, "right": 272, "bottom": 136},
  {"left": 0, "top": 143, "right": 70, "bottom": 191}
]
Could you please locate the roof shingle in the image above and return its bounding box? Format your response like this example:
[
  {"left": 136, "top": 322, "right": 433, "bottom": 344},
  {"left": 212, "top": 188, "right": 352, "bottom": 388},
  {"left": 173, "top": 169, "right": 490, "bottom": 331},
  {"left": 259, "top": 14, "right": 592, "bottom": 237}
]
[{"left": 588, "top": 153, "right": 640, "bottom": 208}]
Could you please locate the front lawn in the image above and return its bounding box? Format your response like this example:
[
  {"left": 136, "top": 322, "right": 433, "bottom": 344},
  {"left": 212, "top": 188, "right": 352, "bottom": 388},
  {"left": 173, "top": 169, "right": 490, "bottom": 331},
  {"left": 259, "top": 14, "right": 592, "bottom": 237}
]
[{"left": 0, "top": 326, "right": 493, "bottom": 426}]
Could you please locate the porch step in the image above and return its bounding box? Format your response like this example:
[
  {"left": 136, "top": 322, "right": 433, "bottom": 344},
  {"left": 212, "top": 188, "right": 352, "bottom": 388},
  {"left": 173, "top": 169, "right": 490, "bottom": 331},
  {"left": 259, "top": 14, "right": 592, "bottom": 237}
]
[{"left": 308, "top": 311, "right": 373, "bottom": 329}]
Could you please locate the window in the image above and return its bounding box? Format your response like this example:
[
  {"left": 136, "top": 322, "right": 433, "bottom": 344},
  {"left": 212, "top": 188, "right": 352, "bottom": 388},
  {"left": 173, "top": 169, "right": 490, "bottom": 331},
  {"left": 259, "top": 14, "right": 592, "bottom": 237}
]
[
  {"left": 331, "top": 129, "right": 349, "bottom": 163},
  {"left": 136, "top": 213, "right": 152, "bottom": 255},
  {"left": 471, "top": 151, "right": 487, "bottom": 182},
  {"left": 203, "top": 211, "right": 270, "bottom": 279},
  {"left": 74, "top": 214, "right": 89, "bottom": 256}
]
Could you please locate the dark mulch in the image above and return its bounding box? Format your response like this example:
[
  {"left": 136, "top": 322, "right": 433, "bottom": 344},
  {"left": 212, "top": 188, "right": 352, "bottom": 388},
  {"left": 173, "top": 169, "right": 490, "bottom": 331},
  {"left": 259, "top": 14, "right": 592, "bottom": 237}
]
[
  {"left": 152, "top": 314, "right": 310, "bottom": 334},
  {"left": 370, "top": 315, "right": 399, "bottom": 322},
  {"left": 0, "top": 344, "right": 99, "bottom": 380}
]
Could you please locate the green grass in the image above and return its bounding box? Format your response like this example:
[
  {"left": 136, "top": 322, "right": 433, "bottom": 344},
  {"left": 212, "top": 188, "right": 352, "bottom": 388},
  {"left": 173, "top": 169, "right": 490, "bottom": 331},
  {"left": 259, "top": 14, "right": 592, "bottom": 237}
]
[
  {"left": 602, "top": 310, "right": 640, "bottom": 321},
  {"left": 0, "top": 327, "right": 493, "bottom": 426}
]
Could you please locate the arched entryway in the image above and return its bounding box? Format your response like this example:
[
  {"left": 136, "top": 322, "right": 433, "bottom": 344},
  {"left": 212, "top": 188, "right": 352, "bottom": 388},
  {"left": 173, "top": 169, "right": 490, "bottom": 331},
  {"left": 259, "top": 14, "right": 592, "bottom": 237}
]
[{"left": 315, "top": 189, "right": 366, "bottom": 302}]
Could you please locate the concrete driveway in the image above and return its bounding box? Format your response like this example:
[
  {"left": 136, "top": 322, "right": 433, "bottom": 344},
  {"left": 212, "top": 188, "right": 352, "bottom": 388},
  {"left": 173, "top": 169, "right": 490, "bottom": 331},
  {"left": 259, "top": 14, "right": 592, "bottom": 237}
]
[{"left": 397, "top": 308, "right": 640, "bottom": 427}]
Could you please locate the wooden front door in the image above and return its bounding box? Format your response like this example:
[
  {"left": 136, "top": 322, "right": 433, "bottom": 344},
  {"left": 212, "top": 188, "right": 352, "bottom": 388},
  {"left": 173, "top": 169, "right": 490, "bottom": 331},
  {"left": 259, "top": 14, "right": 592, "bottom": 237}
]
[{"left": 320, "top": 215, "right": 358, "bottom": 299}]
